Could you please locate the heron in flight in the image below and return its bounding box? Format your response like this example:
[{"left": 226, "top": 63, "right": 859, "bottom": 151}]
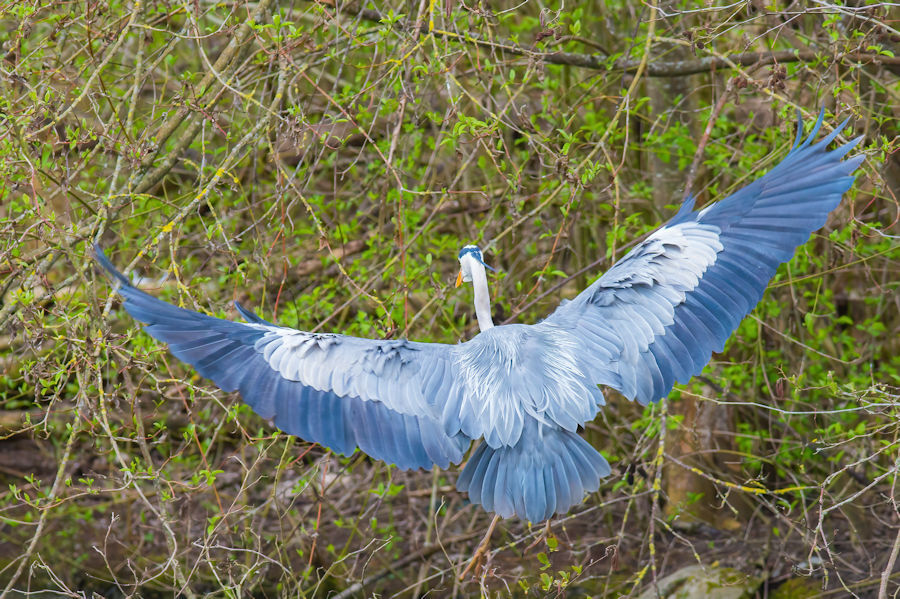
[{"left": 96, "top": 110, "right": 861, "bottom": 529}]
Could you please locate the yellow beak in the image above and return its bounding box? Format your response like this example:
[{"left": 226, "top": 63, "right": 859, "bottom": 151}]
[{"left": 455, "top": 271, "right": 463, "bottom": 288}]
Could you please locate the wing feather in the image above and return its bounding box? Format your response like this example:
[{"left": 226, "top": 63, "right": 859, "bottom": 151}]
[
  {"left": 96, "top": 108, "right": 862, "bottom": 522},
  {"left": 545, "top": 108, "right": 862, "bottom": 405},
  {"left": 95, "top": 247, "right": 470, "bottom": 471}
]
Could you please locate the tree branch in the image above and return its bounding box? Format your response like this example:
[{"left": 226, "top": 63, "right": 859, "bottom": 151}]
[
  {"left": 562, "top": 48, "right": 900, "bottom": 77},
  {"left": 131, "top": 0, "right": 278, "bottom": 195},
  {"left": 340, "top": 6, "right": 899, "bottom": 77}
]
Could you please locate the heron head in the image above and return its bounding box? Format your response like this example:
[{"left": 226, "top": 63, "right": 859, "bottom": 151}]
[{"left": 456, "top": 245, "right": 495, "bottom": 287}]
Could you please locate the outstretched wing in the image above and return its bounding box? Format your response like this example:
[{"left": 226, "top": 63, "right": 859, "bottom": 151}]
[
  {"left": 95, "top": 248, "right": 470, "bottom": 470},
  {"left": 545, "top": 109, "right": 863, "bottom": 405}
]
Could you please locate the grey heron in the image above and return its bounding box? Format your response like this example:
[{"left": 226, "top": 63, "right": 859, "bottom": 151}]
[{"left": 95, "top": 110, "right": 862, "bottom": 529}]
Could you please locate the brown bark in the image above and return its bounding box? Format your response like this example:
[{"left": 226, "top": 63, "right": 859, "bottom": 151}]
[
  {"left": 645, "top": 47, "right": 748, "bottom": 529},
  {"left": 323, "top": 5, "right": 900, "bottom": 77}
]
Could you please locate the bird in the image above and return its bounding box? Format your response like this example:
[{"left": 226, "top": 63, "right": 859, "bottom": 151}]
[{"left": 95, "top": 109, "right": 862, "bottom": 527}]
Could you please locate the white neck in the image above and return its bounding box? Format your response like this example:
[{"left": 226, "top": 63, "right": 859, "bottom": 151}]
[{"left": 471, "top": 263, "right": 494, "bottom": 331}]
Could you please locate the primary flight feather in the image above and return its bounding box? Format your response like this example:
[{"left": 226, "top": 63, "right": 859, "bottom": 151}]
[{"left": 96, "top": 109, "right": 863, "bottom": 523}]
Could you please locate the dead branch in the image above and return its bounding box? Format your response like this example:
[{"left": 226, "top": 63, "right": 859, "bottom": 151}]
[{"left": 330, "top": 6, "right": 900, "bottom": 77}]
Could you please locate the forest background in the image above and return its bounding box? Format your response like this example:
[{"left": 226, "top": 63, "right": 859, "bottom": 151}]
[{"left": 0, "top": 0, "right": 897, "bottom": 597}]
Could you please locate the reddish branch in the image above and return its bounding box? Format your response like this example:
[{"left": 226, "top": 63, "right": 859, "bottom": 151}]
[{"left": 684, "top": 79, "right": 734, "bottom": 199}]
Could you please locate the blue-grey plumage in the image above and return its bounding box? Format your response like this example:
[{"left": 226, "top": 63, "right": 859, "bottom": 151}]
[{"left": 95, "top": 108, "right": 862, "bottom": 524}]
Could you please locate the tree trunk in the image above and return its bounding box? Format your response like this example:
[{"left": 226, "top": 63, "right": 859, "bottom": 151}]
[{"left": 646, "top": 47, "right": 749, "bottom": 529}]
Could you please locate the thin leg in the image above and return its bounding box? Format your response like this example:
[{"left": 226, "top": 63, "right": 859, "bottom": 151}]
[{"left": 459, "top": 514, "right": 501, "bottom": 580}]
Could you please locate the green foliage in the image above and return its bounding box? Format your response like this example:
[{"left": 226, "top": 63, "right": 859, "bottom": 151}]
[{"left": 0, "top": 0, "right": 897, "bottom": 597}]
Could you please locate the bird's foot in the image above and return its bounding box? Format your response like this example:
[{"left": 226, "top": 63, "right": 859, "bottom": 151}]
[
  {"left": 459, "top": 514, "right": 501, "bottom": 580},
  {"left": 458, "top": 543, "right": 489, "bottom": 580}
]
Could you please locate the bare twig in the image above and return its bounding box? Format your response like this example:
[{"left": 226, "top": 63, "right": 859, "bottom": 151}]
[
  {"left": 131, "top": 0, "right": 278, "bottom": 195},
  {"left": 683, "top": 79, "right": 733, "bottom": 199},
  {"left": 0, "top": 397, "right": 83, "bottom": 598},
  {"left": 313, "top": 4, "right": 900, "bottom": 76},
  {"left": 331, "top": 530, "right": 484, "bottom": 599},
  {"left": 879, "top": 524, "right": 900, "bottom": 599}
]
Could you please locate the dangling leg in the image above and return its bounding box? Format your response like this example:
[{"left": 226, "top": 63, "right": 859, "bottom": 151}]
[{"left": 459, "top": 514, "right": 500, "bottom": 580}]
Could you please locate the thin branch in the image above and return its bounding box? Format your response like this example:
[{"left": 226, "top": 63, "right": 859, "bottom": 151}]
[
  {"left": 28, "top": 0, "right": 145, "bottom": 138},
  {"left": 331, "top": 530, "right": 484, "bottom": 599},
  {"left": 325, "top": 6, "right": 900, "bottom": 76},
  {"left": 684, "top": 78, "right": 733, "bottom": 199},
  {"left": 0, "top": 396, "right": 84, "bottom": 598},
  {"left": 571, "top": 49, "right": 900, "bottom": 77},
  {"left": 131, "top": 0, "right": 278, "bottom": 195},
  {"left": 879, "top": 524, "right": 900, "bottom": 599}
]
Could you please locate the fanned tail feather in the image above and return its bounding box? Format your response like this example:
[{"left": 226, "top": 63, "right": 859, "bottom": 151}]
[{"left": 457, "top": 420, "right": 610, "bottom": 522}]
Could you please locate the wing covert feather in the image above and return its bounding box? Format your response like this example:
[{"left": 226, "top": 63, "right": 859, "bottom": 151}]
[
  {"left": 95, "top": 108, "right": 862, "bottom": 524},
  {"left": 95, "top": 248, "right": 470, "bottom": 470},
  {"left": 546, "top": 109, "right": 863, "bottom": 405}
]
